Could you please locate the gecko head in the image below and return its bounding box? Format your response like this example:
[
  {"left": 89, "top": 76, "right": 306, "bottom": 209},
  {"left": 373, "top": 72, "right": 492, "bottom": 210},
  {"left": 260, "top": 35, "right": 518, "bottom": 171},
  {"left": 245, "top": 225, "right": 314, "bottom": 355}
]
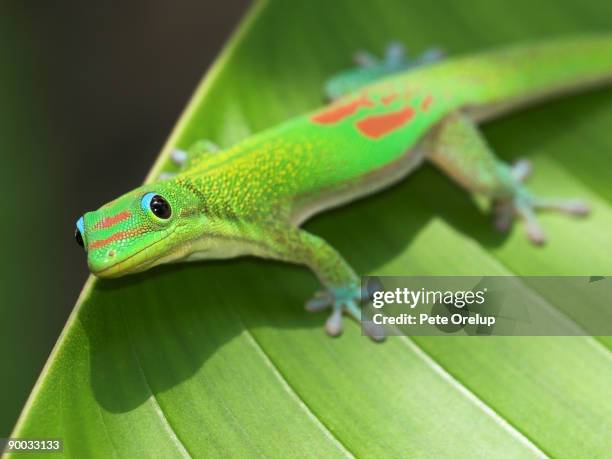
[{"left": 75, "top": 180, "right": 202, "bottom": 278}]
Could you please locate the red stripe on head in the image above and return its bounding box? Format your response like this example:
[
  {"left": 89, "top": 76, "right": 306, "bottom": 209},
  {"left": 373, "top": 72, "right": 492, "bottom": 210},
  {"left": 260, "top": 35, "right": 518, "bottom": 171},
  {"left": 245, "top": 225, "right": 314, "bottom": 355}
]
[
  {"left": 94, "top": 210, "right": 132, "bottom": 229},
  {"left": 89, "top": 227, "right": 146, "bottom": 250},
  {"left": 355, "top": 107, "right": 415, "bottom": 139},
  {"left": 311, "top": 94, "right": 374, "bottom": 125}
]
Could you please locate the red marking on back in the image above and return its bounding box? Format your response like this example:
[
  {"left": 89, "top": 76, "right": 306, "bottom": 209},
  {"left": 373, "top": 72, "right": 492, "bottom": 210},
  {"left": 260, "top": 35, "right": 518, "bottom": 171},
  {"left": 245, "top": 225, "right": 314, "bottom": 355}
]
[
  {"left": 421, "top": 94, "right": 433, "bottom": 111},
  {"left": 311, "top": 94, "right": 374, "bottom": 124},
  {"left": 94, "top": 210, "right": 131, "bottom": 229},
  {"left": 89, "top": 227, "right": 146, "bottom": 250},
  {"left": 355, "top": 107, "right": 415, "bottom": 139},
  {"left": 381, "top": 93, "right": 398, "bottom": 105}
]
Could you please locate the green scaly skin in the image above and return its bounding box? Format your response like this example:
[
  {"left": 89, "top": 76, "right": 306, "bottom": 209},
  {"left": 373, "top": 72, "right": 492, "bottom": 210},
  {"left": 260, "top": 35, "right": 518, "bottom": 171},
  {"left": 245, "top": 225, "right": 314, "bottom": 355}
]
[{"left": 76, "top": 35, "right": 612, "bottom": 340}]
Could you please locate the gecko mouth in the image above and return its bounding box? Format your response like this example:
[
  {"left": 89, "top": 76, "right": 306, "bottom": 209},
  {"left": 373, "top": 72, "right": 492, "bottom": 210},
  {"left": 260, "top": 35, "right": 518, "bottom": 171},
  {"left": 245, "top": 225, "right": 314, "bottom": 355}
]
[{"left": 92, "top": 230, "right": 176, "bottom": 278}]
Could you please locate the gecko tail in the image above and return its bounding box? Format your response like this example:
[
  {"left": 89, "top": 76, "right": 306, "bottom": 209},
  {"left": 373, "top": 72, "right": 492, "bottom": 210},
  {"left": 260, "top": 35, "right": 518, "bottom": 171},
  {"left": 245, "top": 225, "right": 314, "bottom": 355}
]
[{"left": 324, "top": 42, "right": 444, "bottom": 100}]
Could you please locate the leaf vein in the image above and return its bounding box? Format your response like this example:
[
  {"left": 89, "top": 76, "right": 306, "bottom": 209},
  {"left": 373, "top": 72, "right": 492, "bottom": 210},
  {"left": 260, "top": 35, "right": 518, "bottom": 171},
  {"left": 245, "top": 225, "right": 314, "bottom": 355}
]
[
  {"left": 399, "top": 335, "right": 550, "bottom": 458},
  {"left": 240, "top": 324, "right": 355, "bottom": 458},
  {"left": 120, "top": 304, "right": 192, "bottom": 459}
]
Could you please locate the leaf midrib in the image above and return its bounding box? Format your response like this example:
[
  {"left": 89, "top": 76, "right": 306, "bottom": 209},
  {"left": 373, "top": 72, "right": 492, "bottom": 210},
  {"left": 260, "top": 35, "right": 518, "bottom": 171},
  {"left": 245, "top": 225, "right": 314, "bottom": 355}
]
[
  {"left": 121, "top": 303, "right": 192, "bottom": 459},
  {"left": 240, "top": 323, "right": 355, "bottom": 458}
]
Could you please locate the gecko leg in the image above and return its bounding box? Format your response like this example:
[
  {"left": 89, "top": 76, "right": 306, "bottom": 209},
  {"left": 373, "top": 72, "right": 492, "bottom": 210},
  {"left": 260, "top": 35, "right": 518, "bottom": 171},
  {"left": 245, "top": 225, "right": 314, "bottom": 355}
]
[
  {"left": 427, "top": 112, "right": 590, "bottom": 244},
  {"left": 325, "top": 42, "right": 445, "bottom": 100},
  {"left": 261, "top": 224, "right": 384, "bottom": 341}
]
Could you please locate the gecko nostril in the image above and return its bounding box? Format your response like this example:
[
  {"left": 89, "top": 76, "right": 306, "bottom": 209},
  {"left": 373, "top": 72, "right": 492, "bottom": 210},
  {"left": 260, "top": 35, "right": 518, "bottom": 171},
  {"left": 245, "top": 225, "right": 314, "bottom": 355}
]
[{"left": 108, "top": 249, "right": 116, "bottom": 258}]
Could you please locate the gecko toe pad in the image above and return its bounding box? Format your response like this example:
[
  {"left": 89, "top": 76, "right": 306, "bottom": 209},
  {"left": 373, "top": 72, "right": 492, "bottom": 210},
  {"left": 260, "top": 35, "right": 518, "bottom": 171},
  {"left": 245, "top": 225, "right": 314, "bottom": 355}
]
[
  {"left": 305, "top": 285, "right": 385, "bottom": 341},
  {"left": 494, "top": 192, "right": 590, "bottom": 245}
]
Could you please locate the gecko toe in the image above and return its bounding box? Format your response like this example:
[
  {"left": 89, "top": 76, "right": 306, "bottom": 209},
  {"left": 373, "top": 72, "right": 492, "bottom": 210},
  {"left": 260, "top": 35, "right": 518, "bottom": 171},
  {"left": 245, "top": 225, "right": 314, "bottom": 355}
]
[
  {"left": 533, "top": 198, "right": 591, "bottom": 216},
  {"left": 170, "top": 148, "right": 188, "bottom": 166},
  {"left": 385, "top": 41, "right": 406, "bottom": 64},
  {"left": 353, "top": 50, "right": 378, "bottom": 68},
  {"left": 363, "top": 321, "right": 386, "bottom": 342},
  {"left": 515, "top": 199, "right": 547, "bottom": 245},
  {"left": 493, "top": 200, "right": 514, "bottom": 232},
  {"left": 307, "top": 285, "right": 382, "bottom": 341},
  {"left": 325, "top": 307, "right": 343, "bottom": 337},
  {"left": 525, "top": 222, "right": 547, "bottom": 245},
  {"left": 305, "top": 291, "right": 332, "bottom": 312},
  {"left": 494, "top": 168, "right": 590, "bottom": 244},
  {"left": 511, "top": 159, "right": 532, "bottom": 182}
]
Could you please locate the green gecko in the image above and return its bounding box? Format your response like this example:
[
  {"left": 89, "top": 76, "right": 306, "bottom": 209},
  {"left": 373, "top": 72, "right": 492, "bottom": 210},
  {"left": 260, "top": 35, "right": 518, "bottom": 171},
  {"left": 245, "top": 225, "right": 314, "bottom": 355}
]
[{"left": 75, "top": 35, "right": 612, "bottom": 340}]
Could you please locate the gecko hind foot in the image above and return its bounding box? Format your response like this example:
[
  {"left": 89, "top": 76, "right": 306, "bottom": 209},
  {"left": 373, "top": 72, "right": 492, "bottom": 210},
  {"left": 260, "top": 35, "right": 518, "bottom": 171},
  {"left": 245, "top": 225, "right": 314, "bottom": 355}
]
[
  {"left": 305, "top": 286, "right": 385, "bottom": 341},
  {"left": 353, "top": 42, "right": 444, "bottom": 69},
  {"left": 325, "top": 42, "right": 445, "bottom": 99},
  {"left": 494, "top": 160, "right": 590, "bottom": 244}
]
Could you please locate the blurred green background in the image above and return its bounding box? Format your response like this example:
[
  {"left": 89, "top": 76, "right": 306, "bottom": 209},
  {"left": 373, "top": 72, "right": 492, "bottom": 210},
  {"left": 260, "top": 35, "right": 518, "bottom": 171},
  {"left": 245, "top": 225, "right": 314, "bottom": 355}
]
[{"left": 0, "top": 0, "right": 249, "bottom": 436}]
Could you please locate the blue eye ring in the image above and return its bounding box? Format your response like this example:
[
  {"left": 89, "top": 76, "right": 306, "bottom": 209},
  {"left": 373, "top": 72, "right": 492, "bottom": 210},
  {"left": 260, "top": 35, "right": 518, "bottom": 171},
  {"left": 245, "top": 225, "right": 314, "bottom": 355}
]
[
  {"left": 141, "top": 192, "right": 172, "bottom": 220},
  {"left": 76, "top": 216, "right": 85, "bottom": 234}
]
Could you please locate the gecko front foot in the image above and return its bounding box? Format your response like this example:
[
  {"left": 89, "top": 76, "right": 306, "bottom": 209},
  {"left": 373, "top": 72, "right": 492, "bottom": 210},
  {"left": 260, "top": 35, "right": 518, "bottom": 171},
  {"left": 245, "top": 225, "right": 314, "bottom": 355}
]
[
  {"left": 494, "top": 160, "right": 590, "bottom": 244},
  {"left": 305, "top": 285, "right": 385, "bottom": 341}
]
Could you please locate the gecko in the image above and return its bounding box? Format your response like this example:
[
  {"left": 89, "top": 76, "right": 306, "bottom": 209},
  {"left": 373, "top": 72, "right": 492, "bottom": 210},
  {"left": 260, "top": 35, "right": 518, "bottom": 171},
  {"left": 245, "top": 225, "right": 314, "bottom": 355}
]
[{"left": 75, "top": 35, "right": 612, "bottom": 340}]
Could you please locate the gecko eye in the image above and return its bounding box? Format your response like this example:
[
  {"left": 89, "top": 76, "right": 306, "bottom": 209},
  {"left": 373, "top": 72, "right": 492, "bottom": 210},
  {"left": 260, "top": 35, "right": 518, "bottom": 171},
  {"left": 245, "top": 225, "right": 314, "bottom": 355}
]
[
  {"left": 75, "top": 229, "right": 84, "bottom": 247},
  {"left": 75, "top": 216, "right": 86, "bottom": 250},
  {"left": 141, "top": 192, "right": 172, "bottom": 220}
]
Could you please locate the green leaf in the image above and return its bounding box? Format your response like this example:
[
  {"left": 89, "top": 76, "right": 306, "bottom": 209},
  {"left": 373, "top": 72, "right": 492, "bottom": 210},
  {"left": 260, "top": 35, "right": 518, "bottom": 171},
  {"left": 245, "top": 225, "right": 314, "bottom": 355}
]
[{"left": 11, "top": 0, "right": 612, "bottom": 457}]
